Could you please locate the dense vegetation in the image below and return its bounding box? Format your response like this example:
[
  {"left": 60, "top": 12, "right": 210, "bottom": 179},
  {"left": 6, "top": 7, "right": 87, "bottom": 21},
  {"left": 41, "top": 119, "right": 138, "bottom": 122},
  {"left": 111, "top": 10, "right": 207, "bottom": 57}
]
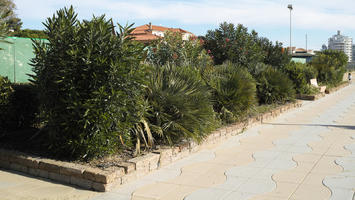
[{"left": 0, "top": 6, "right": 350, "bottom": 161}]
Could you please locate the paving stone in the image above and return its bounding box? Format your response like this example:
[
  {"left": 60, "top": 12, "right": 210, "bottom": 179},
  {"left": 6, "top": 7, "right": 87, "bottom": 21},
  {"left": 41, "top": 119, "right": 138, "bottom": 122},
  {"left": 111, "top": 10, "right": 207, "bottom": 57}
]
[
  {"left": 290, "top": 183, "right": 331, "bottom": 200},
  {"left": 272, "top": 171, "right": 308, "bottom": 183},
  {"left": 328, "top": 188, "right": 354, "bottom": 200},
  {"left": 237, "top": 179, "right": 276, "bottom": 194},
  {"left": 184, "top": 187, "right": 231, "bottom": 200}
]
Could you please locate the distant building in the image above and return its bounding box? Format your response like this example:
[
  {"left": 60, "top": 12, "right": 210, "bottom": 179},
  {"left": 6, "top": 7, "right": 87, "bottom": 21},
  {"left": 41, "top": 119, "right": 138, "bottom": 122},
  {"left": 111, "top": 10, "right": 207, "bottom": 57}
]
[
  {"left": 131, "top": 23, "right": 195, "bottom": 43},
  {"left": 352, "top": 44, "right": 355, "bottom": 62},
  {"left": 328, "top": 30, "right": 352, "bottom": 62},
  {"left": 291, "top": 48, "right": 315, "bottom": 64}
]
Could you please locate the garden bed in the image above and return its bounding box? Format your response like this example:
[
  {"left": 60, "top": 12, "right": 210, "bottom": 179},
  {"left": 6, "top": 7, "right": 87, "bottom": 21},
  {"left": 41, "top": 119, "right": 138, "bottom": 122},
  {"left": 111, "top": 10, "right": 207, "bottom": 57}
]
[{"left": 0, "top": 101, "right": 302, "bottom": 192}]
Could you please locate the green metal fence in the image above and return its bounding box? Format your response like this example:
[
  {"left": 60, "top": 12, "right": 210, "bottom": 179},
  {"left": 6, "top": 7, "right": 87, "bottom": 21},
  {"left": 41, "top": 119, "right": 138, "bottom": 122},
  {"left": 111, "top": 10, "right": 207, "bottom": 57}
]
[{"left": 0, "top": 37, "right": 46, "bottom": 83}]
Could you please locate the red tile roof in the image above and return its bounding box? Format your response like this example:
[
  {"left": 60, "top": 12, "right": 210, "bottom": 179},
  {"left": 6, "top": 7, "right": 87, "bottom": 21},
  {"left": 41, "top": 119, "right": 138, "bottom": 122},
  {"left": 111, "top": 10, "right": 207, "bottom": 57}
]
[{"left": 131, "top": 24, "right": 194, "bottom": 43}]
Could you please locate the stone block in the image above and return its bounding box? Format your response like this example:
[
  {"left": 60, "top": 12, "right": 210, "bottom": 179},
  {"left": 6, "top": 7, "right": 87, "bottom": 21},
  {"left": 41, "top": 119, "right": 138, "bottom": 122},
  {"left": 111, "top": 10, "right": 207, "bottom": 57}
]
[
  {"left": 70, "top": 176, "right": 93, "bottom": 190},
  {"left": 116, "top": 161, "right": 135, "bottom": 173},
  {"left": 92, "top": 182, "right": 106, "bottom": 192},
  {"left": 100, "top": 167, "right": 125, "bottom": 183},
  {"left": 121, "top": 171, "right": 139, "bottom": 184},
  {"left": 188, "top": 141, "right": 200, "bottom": 153},
  {"left": 148, "top": 153, "right": 160, "bottom": 171},
  {"left": 83, "top": 167, "right": 100, "bottom": 182},
  {"left": 10, "top": 163, "right": 28, "bottom": 173},
  {"left": 172, "top": 149, "right": 190, "bottom": 161},
  {"left": 13, "top": 156, "right": 39, "bottom": 169},
  {"left": 39, "top": 159, "right": 61, "bottom": 173},
  {"left": 156, "top": 148, "right": 173, "bottom": 167},
  {"left": 38, "top": 169, "right": 49, "bottom": 179},
  {"left": 0, "top": 149, "right": 10, "bottom": 161},
  {"left": 28, "top": 168, "right": 40, "bottom": 176},
  {"left": 59, "top": 163, "right": 85, "bottom": 178},
  {"left": 49, "top": 172, "right": 70, "bottom": 184},
  {"left": 128, "top": 155, "right": 150, "bottom": 174},
  {"left": 171, "top": 147, "right": 180, "bottom": 156},
  {"left": 219, "top": 128, "right": 227, "bottom": 135},
  {"left": 0, "top": 159, "right": 11, "bottom": 169},
  {"left": 93, "top": 177, "right": 121, "bottom": 192}
]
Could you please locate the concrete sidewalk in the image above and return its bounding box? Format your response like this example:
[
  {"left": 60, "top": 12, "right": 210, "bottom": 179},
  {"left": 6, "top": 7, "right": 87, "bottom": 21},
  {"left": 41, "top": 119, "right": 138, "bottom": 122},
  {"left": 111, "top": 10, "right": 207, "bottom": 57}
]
[{"left": 1, "top": 83, "right": 355, "bottom": 200}]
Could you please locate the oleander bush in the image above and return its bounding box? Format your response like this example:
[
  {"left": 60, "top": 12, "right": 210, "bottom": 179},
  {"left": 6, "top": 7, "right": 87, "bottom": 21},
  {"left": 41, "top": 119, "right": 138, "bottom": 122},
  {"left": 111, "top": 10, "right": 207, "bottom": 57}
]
[
  {"left": 0, "top": 76, "right": 13, "bottom": 131},
  {"left": 203, "top": 22, "right": 264, "bottom": 68},
  {"left": 30, "top": 7, "right": 147, "bottom": 160},
  {"left": 256, "top": 66, "right": 295, "bottom": 104},
  {"left": 8, "top": 83, "right": 39, "bottom": 129},
  {"left": 283, "top": 62, "right": 318, "bottom": 94},
  {"left": 310, "top": 50, "right": 347, "bottom": 85},
  {"left": 146, "top": 31, "right": 212, "bottom": 67}
]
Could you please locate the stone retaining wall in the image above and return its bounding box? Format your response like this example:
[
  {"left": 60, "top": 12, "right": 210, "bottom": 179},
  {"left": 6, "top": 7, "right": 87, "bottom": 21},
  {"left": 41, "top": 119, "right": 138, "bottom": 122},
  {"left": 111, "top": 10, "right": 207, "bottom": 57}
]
[{"left": 0, "top": 99, "right": 326, "bottom": 192}]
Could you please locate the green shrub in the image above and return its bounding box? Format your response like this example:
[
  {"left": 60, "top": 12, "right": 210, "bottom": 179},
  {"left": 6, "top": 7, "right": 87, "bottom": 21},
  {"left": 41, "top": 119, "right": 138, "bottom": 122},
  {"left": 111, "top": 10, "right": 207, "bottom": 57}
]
[
  {"left": 257, "top": 67, "right": 295, "bottom": 104},
  {"left": 146, "top": 31, "right": 212, "bottom": 67},
  {"left": 30, "top": 7, "right": 146, "bottom": 160},
  {"left": 6, "top": 83, "right": 39, "bottom": 130},
  {"left": 204, "top": 22, "right": 264, "bottom": 67},
  {"left": 146, "top": 65, "right": 216, "bottom": 144},
  {"left": 0, "top": 76, "right": 13, "bottom": 131},
  {"left": 310, "top": 50, "right": 347, "bottom": 85},
  {"left": 283, "top": 62, "right": 317, "bottom": 94},
  {"left": 204, "top": 62, "right": 256, "bottom": 123}
]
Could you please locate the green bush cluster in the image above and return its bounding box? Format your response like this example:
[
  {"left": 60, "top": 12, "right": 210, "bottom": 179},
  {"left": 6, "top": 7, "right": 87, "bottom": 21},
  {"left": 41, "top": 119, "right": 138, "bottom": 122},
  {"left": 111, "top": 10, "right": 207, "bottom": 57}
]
[
  {"left": 0, "top": 76, "right": 13, "bottom": 131},
  {"left": 30, "top": 7, "right": 146, "bottom": 159},
  {"left": 310, "top": 50, "right": 348, "bottom": 85},
  {"left": 146, "top": 31, "right": 212, "bottom": 67},
  {"left": 146, "top": 65, "right": 216, "bottom": 144},
  {"left": 256, "top": 67, "right": 295, "bottom": 104},
  {"left": 0, "top": 77, "right": 38, "bottom": 133},
  {"left": 203, "top": 62, "right": 256, "bottom": 123},
  {"left": 5, "top": 8, "right": 342, "bottom": 161},
  {"left": 283, "top": 62, "right": 318, "bottom": 95}
]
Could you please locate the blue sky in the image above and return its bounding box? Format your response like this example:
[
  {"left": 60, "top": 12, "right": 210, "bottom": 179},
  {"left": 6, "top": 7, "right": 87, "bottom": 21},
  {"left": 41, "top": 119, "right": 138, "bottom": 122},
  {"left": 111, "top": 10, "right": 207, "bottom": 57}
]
[{"left": 13, "top": 0, "right": 355, "bottom": 50}]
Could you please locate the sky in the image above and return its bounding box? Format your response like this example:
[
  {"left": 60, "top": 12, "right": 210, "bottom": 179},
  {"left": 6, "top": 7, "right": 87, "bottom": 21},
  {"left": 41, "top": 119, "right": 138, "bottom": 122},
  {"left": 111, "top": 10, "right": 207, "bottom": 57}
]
[{"left": 13, "top": 0, "right": 355, "bottom": 50}]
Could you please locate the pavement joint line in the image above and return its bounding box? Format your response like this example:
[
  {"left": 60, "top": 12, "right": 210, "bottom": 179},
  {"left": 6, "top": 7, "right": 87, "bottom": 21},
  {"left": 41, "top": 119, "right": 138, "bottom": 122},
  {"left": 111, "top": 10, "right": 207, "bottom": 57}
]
[{"left": 289, "top": 140, "right": 336, "bottom": 200}]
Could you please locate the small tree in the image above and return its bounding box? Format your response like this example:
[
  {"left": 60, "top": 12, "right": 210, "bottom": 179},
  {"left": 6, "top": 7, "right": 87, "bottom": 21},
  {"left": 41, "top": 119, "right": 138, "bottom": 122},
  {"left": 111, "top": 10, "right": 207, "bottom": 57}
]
[
  {"left": 283, "top": 62, "right": 318, "bottom": 94},
  {"left": 0, "top": 0, "right": 22, "bottom": 33},
  {"left": 204, "top": 22, "right": 264, "bottom": 68},
  {"left": 258, "top": 37, "right": 291, "bottom": 69},
  {"left": 146, "top": 31, "right": 212, "bottom": 67},
  {"left": 31, "top": 7, "right": 146, "bottom": 160}
]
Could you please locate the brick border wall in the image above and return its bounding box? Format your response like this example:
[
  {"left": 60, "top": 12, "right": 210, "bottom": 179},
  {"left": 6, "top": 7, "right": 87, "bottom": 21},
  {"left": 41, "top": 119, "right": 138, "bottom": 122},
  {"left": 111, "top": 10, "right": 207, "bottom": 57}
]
[{"left": 0, "top": 81, "right": 348, "bottom": 193}]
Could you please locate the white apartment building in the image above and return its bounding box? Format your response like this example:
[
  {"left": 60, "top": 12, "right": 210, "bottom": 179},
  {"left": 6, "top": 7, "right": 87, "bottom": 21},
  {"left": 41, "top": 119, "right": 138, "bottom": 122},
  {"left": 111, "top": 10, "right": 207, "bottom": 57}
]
[{"left": 328, "top": 30, "right": 353, "bottom": 62}]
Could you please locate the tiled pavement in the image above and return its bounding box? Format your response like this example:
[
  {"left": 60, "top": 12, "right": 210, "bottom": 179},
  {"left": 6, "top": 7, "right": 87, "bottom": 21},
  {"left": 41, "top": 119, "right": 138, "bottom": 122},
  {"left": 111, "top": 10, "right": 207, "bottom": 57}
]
[{"left": 1, "top": 83, "right": 355, "bottom": 200}]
